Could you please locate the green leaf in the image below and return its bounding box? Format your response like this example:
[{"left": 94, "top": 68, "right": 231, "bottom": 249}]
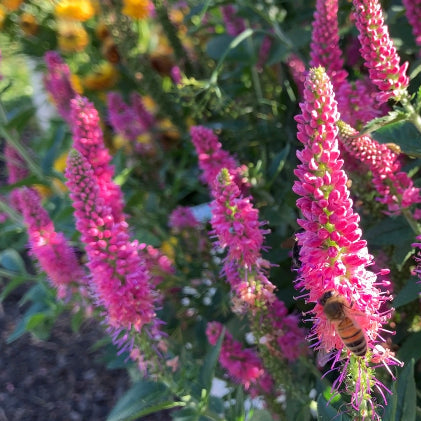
[
  {"left": 317, "top": 395, "right": 351, "bottom": 421},
  {"left": 383, "top": 360, "right": 416, "bottom": 421},
  {"left": 249, "top": 409, "right": 274, "bottom": 421},
  {"left": 360, "top": 110, "right": 407, "bottom": 136},
  {"left": 267, "top": 144, "right": 290, "bottom": 187},
  {"left": 25, "top": 313, "right": 48, "bottom": 330},
  {"left": 171, "top": 407, "right": 198, "bottom": 421},
  {"left": 0, "top": 249, "right": 27, "bottom": 274},
  {"left": 393, "top": 277, "right": 421, "bottom": 308},
  {"left": 398, "top": 332, "right": 421, "bottom": 363},
  {"left": 370, "top": 120, "right": 421, "bottom": 157},
  {"left": 198, "top": 327, "right": 224, "bottom": 394},
  {"left": 0, "top": 275, "right": 27, "bottom": 301},
  {"left": 106, "top": 380, "right": 171, "bottom": 421}
]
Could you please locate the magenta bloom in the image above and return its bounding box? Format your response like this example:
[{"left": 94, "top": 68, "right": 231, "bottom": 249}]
[
  {"left": 65, "top": 150, "right": 160, "bottom": 333},
  {"left": 19, "top": 187, "right": 84, "bottom": 298},
  {"left": 107, "top": 92, "right": 155, "bottom": 144},
  {"left": 402, "top": 0, "right": 421, "bottom": 47},
  {"left": 211, "top": 169, "right": 268, "bottom": 269},
  {"left": 4, "top": 143, "right": 29, "bottom": 212},
  {"left": 286, "top": 54, "right": 307, "bottom": 97},
  {"left": 44, "top": 51, "right": 77, "bottom": 122},
  {"left": 220, "top": 5, "right": 246, "bottom": 37},
  {"left": 310, "top": 0, "right": 348, "bottom": 92},
  {"left": 70, "top": 96, "right": 125, "bottom": 223},
  {"left": 190, "top": 126, "right": 248, "bottom": 192},
  {"left": 352, "top": 0, "right": 409, "bottom": 103},
  {"left": 338, "top": 120, "right": 421, "bottom": 214},
  {"left": 336, "top": 78, "right": 386, "bottom": 129},
  {"left": 206, "top": 321, "right": 273, "bottom": 394},
  {"left": 169, "top": 206, "right": 200, "bottom": 231},
  {"left": 294, "top": 67, "right": 392, "bottom": 355}
]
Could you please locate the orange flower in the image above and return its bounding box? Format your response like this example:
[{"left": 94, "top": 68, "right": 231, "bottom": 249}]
[
  {"left": 82, "top": 62, "right": 118, "bottom": 91},
  {"left": 20, "top": 12, "right": 38, "bottom": 36},
  {"left": 122, "top": 0, "right": 153, "bottom": 20},
  {"left": 55, "top": 0, "right": 95, "bottom": 22},
  {"left": 1, "top": 0, "right": 23, "bottom": 12},
  {"left": 57, "top": 20, "right": 89, "bottom": 53}
]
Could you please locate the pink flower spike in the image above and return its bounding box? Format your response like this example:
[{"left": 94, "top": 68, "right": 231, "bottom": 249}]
[
  {"left": 19, "top": 187, "right": 84, "bottom": 298},
  {"left": 294, "top": 66, "right": 397, "bottom": 412},
  {"left": 44, "top": 51, "right": 77, "bottom": 123},
  {"left": 211, "top": 168, "right": 268, "bottom": 269},
  {"left": 220, "top": 5, "right": 246, "bottom": 37},
  {"left": 65, "top": 149, "right": 161, "bottom": 334},
  {"left": 337, "top": 120, "right": 421, "bottom": 214},
  {"left": 70, "top": 96, "right": 125, "bottom": 223},
  {"left": 352, "top": 0, "right": 409, "bottom": 103},
  {"left": 206, "top": 321, "right": 273, "bottom": 395},
  {"left": 310, "top": 0, "right": 348, "bottom": 92}
]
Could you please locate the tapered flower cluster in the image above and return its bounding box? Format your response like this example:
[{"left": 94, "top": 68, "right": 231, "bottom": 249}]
[
  {"left": 294, "top": 67, "right": 394, "bottom": 359},
  {"left": 107, "top": 92, "right": 155, "bottom": 144},
  {"left": 4, "top": 143, "right": 29, "bottom": 211},
  {"left": 211, "top": 169, "right": 267, "bottom": 269},
  {"left": 336, "top": 78, "right": 385, "bottom": 129},
  {"left": 65, "top": 150, "right": 160, "bottom": 333},
  {"left": 19, "top": 187, "right": 84, "bottom": 298},
  {"left": 206, "top": 321, "right": 273, "bottom": 395},
  {"left": 286, "top": 54, "right": 306, "bottom": 97},
  {"left": 190, "top": 126, "right": 248, "bottom": 192},
  {"left": 44, "top": 51, "right": 77, "bottom": 122},
  {"left": 220, "top": 5, "right": 246, "bottom": 37},
  {"left": 69, "top": 96, "right": 125, "bottom": 222},
  {"left": 310, "top": 0, "right": 347, "bottom": 92},
  {"left": 338, "top": 120, "right": 421, "bottom": 214},
  {"left": 352, "top": 0, "right": 409, "bottom": 103},
  {"left": 402, "top": 0, "right": 421, "bottom": 47},
  {"left": 293, "top": 67, "right": 401, "bottom": 414},
  {"left": 169, "top": 206, "right": 200, "bottom": 231}
]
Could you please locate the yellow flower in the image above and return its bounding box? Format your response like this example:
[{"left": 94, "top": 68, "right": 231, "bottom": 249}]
[
  {"left": 122, "top": 0, "right": 152, "bottom": 20},
  {"left": 57, "top": 20, "right": 89, "bottom": 53},
  {"left": 1, "top": 0, "right": 23, "bottom": 12},
  {"left": 82, "top": 62, "right": 118, "bottom": 91},
  {"left": 142, "top": 95, "right": 157, "bottom": 114},
  {"left": 53, "top": 151, "right": 70, "bottom": 173},
  {"left": 0, "top": 7, "right": 6, "bottom": 29},
  {"left": 161, "top": 237, "right": 178, "bottom": 263},
  {"left": 70, "top": 74, "right": 83, "bottom": 94},
  {"left": 20, "top": 12, "right": 38, "bottom": 36},
  {"left": 55, "top": 0, "right": 95, "bottom": 22}
]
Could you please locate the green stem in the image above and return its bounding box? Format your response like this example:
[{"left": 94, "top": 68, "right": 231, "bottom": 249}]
[
  {"left": 402, "top": 208, "right": 421, "bottom": 236},
  {"left": 401, "top": 96, "right": 421, "bottom": 134}
]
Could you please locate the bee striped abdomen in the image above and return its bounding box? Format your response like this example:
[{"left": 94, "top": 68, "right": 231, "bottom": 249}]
[{"left": 337, "top": 317, "right": 367, "bottom": 356}]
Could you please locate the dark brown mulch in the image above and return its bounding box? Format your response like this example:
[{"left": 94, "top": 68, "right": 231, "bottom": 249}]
[{"left": 0, "top": 285, "right": 170, "bottom": 421}]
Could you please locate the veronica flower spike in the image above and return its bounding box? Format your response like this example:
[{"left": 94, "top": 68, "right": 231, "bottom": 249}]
[
  {"left": 293, "top": 66, "right": 400, "bottom": 418},
  {"left": 352, "top": 0, "right": 409, "bottom": 103}
]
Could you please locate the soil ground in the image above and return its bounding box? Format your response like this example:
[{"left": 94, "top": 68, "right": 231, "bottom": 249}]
[{"left": 0, "top": 284, "right": 169, "bottom": 421}]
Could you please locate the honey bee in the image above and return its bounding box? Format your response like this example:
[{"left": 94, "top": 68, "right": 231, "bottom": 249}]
[{"left": 319, "top": 290, "right": 367, "bottom": 357}]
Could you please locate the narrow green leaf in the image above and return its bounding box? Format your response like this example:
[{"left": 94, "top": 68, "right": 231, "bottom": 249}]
[
  {"left": 383, "top": 360, "right": 416, "bottom": 421},
  {"left": 0, "top": 275, "right": 27, "bottom": 301},
  {"left": 360, "top": 110, "right": 407, "bottom": 136},
  {"left": 25, "top": 313, "right": 48, "bottom": 330},
  {"left": 317, "top": 395, "right": 350, "bottom": 421},
  {"left": 393, "top": 277, "right": 421, "bottom": 308},
  {"left": 171, "top": 407, "right": 198, "bottom": 421},
  {"left": 106, "top": 380, "right": 170, "bottom": 421},
  {"left": 0, "top": 249, "right": 27, "bottom": 274},
  {"left": 198, "top": 327, "right": 224, "bottom": 393},
  {"left": 267, "top": 144, "right": 290, "bottom": 186}
]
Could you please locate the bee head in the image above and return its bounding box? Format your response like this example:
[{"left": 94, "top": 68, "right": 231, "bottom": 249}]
[{"left": 318, "top": 290, "right": 335, "bottom": 306}]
